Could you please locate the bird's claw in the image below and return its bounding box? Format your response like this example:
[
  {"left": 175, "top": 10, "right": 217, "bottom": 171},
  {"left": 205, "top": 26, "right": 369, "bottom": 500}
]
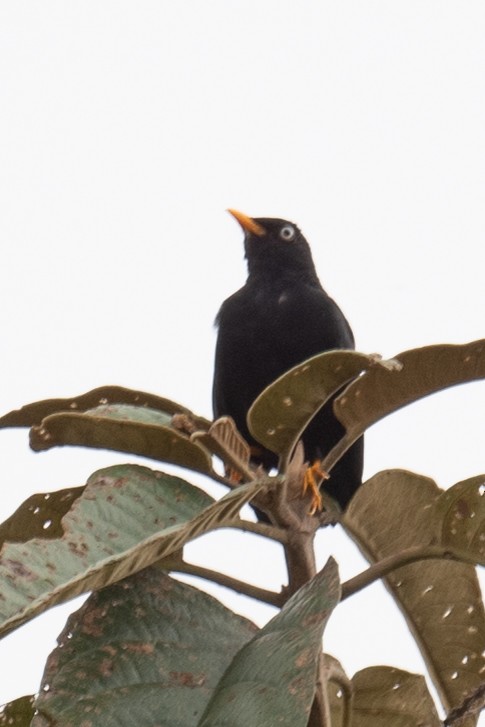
[{"left": 303, "top": 461, "right": 329, "bottom": 515}]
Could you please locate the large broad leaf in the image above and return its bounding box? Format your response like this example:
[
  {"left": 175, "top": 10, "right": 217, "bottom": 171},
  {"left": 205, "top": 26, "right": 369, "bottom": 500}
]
[
  {"left": 32, "top": 569, "right": 257, "bottom": 727},
  {"left": 28, "top": 403, "right": 215, "bottom": 477},
  {"left": 0, "top": 385, "right": 211, "bottom": 430},
  {"left": 333, "top": 339, "right": 485, "bottom": 444},
  {"left": 344, "top": 470, "right": 485, "bottom": 718},
  {"left": 198, "top": 558, "right": 341, "bottom": 727},
  {"left": 327, "top": 665, "right": 441, "bottom": 726},
  {"left": 0, "top": 464, "right": 268, "bottom": 638},
  {"left": 351, "top": 667, "right": 441, "bottom": 726},
  {"left": 247, "top": 350, "right": 373, "bottom": 459},
  {"left": 247, "top": 340, "right": 485, "bottom": 472}
]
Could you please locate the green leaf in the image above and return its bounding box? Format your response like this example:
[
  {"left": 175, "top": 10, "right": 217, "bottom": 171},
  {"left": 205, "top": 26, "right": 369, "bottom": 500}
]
[
  {"left": 198, "top": 558, "right": 341, "bottom": 727},
  {"left": 29, "top": 405, "right": 215, "bottom": 476},
  {"left": 436, "top": 475, "right": 485, "bottom": 564},
  {"left": 345, "top": 470, "right": 485, "bottom": 717},
  {"left": 247, "top": 350, "right": 372, "bottom": 459},
  {"left": 334, "top": 339, "right": 485, "bottom": 443},
  {"left": 32, "top": 569, "right": 257, "bottom": 727},
  {"left": 0, "top": 385, "right": 211, "bottom": 430},
  {"left": 0, "top": 696, "right": 35, "bottom": 726},
  {"left": 84, "top": 402, "right": 173, "bottom": 425},
  {"left": 0, "top": 464, "right": 268, "bottom": 639}
]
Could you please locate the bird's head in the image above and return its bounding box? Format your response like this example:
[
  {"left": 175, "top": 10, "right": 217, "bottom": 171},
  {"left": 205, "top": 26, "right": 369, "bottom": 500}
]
[{"left": 227, "top": 209, "right": 318, "bottom": 282}]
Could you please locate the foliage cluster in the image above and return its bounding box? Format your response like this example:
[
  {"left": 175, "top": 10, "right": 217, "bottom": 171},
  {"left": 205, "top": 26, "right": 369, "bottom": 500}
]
[{"left": 0, "top": 340, "right": 484, "bottom": 726}]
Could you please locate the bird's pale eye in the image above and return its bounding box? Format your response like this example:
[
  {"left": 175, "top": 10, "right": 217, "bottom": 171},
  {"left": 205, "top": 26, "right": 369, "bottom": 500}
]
[{"left": 279, "top": 225, "right": 295, "bottom": 241}]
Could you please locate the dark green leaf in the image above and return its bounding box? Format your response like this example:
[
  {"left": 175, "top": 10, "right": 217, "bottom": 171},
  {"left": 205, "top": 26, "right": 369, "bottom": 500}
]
[
  {"left": 32, "top": 569, "right": 257, "bottom": 727},
  {"left": 198, "top": 558, "right": 341, "bottom": 727}
]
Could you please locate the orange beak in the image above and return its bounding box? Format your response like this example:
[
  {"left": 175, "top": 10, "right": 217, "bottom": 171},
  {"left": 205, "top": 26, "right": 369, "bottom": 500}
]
[{"left": 227, "top": 209, "right": 266, "bottom": 237}]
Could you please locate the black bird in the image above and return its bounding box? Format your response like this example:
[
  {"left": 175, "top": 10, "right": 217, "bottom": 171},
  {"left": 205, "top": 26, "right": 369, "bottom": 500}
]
[{"left": 213, "top": 210, "right": 363, "bottom": 513}]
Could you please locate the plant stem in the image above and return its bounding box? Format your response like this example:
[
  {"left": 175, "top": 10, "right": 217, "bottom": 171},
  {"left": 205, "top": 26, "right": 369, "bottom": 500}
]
[
  {"left": 308, "top": 653, "right": 332, "bottom": 727},
  {"left": 341, "top": 544, "right": 477, "bottom": 601},
  {"left": 232, "top": 518, "right": 289, "bottom": 543},
  {"left": 161, "top": 558, "right": 285, "bottom": 607}
]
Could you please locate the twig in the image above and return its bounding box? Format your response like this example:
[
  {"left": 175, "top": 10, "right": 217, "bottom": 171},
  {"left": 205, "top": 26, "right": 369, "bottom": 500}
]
[
  {"left": 341, "top": 545, "right": 479, "bottom": 601},
  {"left": 161, "top": 558, "right": 285, "bottom": 607},
  {"left": 231, "top": 518, "right": 288, "bottom": 544},
  {"left": 308, "top": 653, "right": 332, "bottom": 727}
]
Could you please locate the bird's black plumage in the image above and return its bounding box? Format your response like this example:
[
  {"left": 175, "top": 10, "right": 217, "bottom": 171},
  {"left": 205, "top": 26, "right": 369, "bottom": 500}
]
[{"left": 213, "top": 211, "right": 363, "bottom": 511}]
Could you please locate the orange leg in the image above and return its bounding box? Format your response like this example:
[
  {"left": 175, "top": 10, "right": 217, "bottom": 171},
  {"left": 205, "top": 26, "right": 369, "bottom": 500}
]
[{"left": 303, "top": 460, "right": 329, "bottom": 515}]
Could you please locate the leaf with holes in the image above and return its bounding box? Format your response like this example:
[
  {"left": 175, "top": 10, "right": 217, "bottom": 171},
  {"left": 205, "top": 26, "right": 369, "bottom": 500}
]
[
  {"left": 0, "top": 695, "right": 35, "bottom": 726},
  {"left": 327, "top": 665, "right": 442, "bottom": 726},
  {"left": 436, "top": 475, "right": 485, "bottom": 565},
  {"left": 198, "top": 558, "right": 340, "bottom": 727},
  {"left": 32, "top": 569, "right": 257, "bottom": 727},
  {"left": 0, "top": 464, "right": 268, "bottom": 639},
  {"left": 29, "top": 404, "right": 214, "bottom": 477},
  {"left": 247, "top": 350, "right": 373, "bottom": 459},
  {"left": 350, "top": 667, "right": 441, "bottom": 726},
  {"left": 0, "top": 385, "right": 211, "bottom": 429},
  {"left": 344, "top": 470, "right": 485, "bottom": 717},
  {"left": 333, "top": 339, "right": 485, "bottom": 446},
  {"left": 0, "top": 487, "right": 83, "bottom": 548}
]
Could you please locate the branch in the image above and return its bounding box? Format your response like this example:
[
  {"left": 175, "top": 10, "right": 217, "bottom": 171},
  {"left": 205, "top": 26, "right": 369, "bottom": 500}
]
[
  {"left": 308, "top": 653, "right": 331, "bottom": 727},
  {"left": 231, "top": 518, "right": 288, "bottom": 544},
  {"left": 320, "top": 433, "right": 355, "bottom": 479},
  {"left": 161, "top": 558, "right": 286, "bottom": 607},
  {"left": 341, "top": 545, "right": 479, "bottom": 601}
]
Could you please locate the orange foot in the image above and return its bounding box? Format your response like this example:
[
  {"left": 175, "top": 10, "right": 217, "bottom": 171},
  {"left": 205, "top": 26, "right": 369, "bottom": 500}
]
[{"left": 303, "top": 460, "right": 329, "bottom": 515}]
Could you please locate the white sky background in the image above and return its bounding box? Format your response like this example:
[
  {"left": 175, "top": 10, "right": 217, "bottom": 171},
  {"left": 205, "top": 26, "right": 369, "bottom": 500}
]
[{"left": 0, "top": 0, "right": 484, "bottom": 718}]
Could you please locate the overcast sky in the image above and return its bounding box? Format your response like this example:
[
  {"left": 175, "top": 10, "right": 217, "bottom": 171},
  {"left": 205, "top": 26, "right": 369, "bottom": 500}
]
[{"left": 0, "top": 1, "right": 484, "bottom": 719}]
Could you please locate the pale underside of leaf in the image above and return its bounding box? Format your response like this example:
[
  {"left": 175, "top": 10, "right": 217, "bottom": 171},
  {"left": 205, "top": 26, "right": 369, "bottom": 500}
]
[{"left": 0, "top": 464, "right": 269, "bottom": 639}]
